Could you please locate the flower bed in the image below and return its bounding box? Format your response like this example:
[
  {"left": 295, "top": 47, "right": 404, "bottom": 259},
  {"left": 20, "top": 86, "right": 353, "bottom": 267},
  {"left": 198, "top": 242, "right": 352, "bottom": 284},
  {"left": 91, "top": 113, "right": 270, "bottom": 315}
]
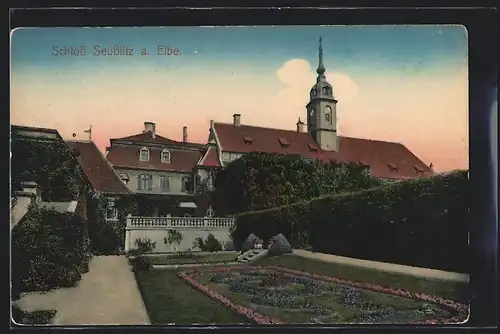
[{"left": 178, "top": 265, "right": 468, "bottom": 325}]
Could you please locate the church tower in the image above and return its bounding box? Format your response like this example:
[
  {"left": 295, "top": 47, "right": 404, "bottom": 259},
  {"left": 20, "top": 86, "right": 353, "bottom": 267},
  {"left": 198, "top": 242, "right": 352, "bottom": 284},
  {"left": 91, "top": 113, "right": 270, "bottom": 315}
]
[{"left": 306, "top": 37, "right": 339, "bottom": 151}]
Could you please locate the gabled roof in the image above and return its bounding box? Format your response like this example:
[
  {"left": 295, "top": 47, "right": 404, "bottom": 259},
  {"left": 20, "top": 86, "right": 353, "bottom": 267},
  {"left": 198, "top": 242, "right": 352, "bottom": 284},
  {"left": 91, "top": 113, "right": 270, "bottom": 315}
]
[
  {"left": 319, "top": 137, "right": 433, "bottom": 180},
  {"left": 197, "top": 145, "right": 221, "bottom": 168},
  {"left": 66, "top": 140, "right": 130, "bottom": 195},
  {"left": 212, "top": 122, "right": 433, "bottom": 180},
  {"left": 106, "top": 144, "right": 202, "bottom": 173}
]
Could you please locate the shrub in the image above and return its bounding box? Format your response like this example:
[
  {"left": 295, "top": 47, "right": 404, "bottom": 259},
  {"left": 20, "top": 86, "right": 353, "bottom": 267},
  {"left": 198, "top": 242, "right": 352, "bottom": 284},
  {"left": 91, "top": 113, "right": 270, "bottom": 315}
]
[
  {"left": 11, "top": 207, "right": 88, "bottom": 295},
  {"left": 11, "top": 306, "right": 56, "bottom": 325},
  {"left": 268, "top": 233, "right": 293, "bottom": 257},
  {"left": 241, "top": 233, "right": 259, "bottom": 253},
  {"left": 194, "top": 233, "right": 223, "bottom": 252},
  {"left": 212, "top": 152, "right": 380, "bottom": 216},
  {"left": 128, "top": 238, "right": 155, "bottom": 272},
  {"left": 164, "top": 229, "right": 183, "bottom": 252},
  {"left": 234, "top": 171, "right": 470, "bottom": 272}
]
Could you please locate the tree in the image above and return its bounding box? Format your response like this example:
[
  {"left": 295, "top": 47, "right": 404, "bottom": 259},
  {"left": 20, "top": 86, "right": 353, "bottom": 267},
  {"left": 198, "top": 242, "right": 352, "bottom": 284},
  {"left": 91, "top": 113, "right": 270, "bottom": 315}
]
[{"left": 165, "top": 230, "right": 183, "bottom": 252}]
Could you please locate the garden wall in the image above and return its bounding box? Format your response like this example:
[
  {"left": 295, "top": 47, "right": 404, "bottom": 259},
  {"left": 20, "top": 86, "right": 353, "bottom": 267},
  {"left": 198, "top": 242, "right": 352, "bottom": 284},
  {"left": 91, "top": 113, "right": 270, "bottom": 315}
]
[{"left": 234, "top": 171, "right": 470, "bottom": 273}]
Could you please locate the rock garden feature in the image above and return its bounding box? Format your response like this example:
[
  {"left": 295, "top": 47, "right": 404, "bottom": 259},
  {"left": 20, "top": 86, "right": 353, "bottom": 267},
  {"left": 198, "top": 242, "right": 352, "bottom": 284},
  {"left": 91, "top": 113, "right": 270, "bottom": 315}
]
[
  {"left": 241, "top": 234, "right": 259, "bottom": 253},
  {"left": 178, "top": 265, "right": 468, "bottom": 325}
]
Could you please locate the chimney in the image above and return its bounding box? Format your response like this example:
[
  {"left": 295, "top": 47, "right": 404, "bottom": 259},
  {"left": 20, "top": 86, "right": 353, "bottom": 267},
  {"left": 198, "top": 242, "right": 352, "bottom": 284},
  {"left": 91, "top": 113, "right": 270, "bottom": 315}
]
[
  {"left": 143, "top": 122, "right": 156, "bottom": 139},
  {"left": 296, "top": 117, "right": 305, "bottom": 132},
  {"left": 182, "top": 126, "right": 188, "bottom": 143},
  {"left": 233, "top": 114, "right": 241, "bottom": 126}
]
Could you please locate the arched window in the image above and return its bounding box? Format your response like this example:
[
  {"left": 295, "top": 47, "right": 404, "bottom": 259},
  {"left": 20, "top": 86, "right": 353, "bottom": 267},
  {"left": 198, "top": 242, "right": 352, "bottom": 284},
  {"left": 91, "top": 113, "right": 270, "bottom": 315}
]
[
  {"left": 325, "top": 106, "right": 332, "bottom": 124},
  {"left": 139, "top": 148, "right": 150, "bottom": 161},
  {"left": 322, "top": 86, "right": 332, "bottom": 96},
  {"left": 161, "top": 149, "right": 171, "bottom": 163}
]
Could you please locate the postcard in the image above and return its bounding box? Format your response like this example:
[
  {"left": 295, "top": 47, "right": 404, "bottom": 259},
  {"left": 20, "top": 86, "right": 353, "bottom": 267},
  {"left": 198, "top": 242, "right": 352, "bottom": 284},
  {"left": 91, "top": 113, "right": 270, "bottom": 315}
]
[{"left": 10, "top": 25, "right": 469, "bottom": 326}]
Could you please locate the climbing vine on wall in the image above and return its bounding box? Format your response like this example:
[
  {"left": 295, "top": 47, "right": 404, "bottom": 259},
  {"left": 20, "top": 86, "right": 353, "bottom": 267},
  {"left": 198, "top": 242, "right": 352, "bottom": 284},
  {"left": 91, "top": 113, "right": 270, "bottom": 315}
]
[{"left": 11, "top": 138, "right": 87, "bottom": 201}]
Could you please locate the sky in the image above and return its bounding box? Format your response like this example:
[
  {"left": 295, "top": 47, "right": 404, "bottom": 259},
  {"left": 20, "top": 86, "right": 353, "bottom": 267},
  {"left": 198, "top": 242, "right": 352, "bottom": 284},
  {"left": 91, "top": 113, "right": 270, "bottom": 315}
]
[{"left": 10, "top": 26, "right": 468, "bottom": 172}]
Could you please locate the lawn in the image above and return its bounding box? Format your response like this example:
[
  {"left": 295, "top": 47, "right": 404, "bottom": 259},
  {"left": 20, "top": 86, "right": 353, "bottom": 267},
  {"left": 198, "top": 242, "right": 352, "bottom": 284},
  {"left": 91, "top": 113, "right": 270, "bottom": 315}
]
[
  {"left": 134, "top": 254, "right": 469, "bottom": 325},
  {"left": 146, "top": 252, "right": 238, "bottom": 266},
  {"left": 135, "top": 268, "right": 248, "bottom": 324}
]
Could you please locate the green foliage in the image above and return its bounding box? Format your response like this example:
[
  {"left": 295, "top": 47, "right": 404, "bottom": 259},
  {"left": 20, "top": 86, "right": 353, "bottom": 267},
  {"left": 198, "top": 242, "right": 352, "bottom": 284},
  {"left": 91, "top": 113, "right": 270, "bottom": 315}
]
[
  {"left": 11, "top": 206, "right": 89, "bottom": 295},
  {"left": 86, "top": 195, "right": 123, "bottom": 255},
  {"left": 212, "top": 152, "right": 380, "bottom": 216},
  {"left": 194, "top": 233, "right": 223, "bottom": 252},
  {"left": 10, "top": 137, "right": 86, "bottom": 201},
  {"left": 11, "top": 306, "right": 56, "bottom": 325},
  {"left": 234, "top": 171, "right": 470, "bottom": 272},
  {"left": 164, "top": 230, "right": 183, "bottom": 251},
  {"left": 128, "top": 238, "right": 155, "bottom": 272}
]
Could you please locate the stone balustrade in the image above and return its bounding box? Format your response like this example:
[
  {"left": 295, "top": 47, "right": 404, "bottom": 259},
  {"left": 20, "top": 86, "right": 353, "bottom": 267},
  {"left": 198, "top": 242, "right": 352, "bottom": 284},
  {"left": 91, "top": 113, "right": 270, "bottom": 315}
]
[{"left": 126, "top": 215, "right": 236, "bottom": 230}]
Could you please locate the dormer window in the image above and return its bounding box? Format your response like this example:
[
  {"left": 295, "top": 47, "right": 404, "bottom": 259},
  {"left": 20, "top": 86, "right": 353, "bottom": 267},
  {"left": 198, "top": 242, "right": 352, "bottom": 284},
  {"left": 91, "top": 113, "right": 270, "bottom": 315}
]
[
  {"left": 357, "top": 160, "right": 368, "bottom": 166},
  {"left": 243, "top": 136, "right": 253, "bottom": 144},
  {"left": 413, "top": 165, "right": 424, "bottom": 175},
  {"left": 388, "top": 163, "right": 398, "bottom": 172},
  {"left": 119, "top": 173, "right": 129, "bottom": 184},
  {"left": 308, "top": 143, "right": 318, "bottom": 151},
  {"left": 278, "top": 137, "right": 290, "bottom": 147},
  {"left": 139, "top": 148, "right": 150, "bottom": 161},
  {"left": 161, "top": 149, "right": 171, "bottom": 163}
]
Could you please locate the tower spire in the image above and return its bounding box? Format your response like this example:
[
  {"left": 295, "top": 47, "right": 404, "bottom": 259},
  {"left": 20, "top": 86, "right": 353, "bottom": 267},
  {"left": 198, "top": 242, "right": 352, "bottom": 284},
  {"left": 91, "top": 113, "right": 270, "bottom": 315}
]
[{"left": 317, "top": 36, "right": 325, "bottom": 76}]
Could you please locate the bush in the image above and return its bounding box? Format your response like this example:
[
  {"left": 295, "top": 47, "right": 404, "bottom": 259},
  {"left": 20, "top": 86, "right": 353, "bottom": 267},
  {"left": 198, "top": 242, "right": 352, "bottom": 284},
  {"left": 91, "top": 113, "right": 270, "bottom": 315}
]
[
  {"left": 268, "top": 233, "right": 293, "bottom": 257},
  {"left": 11, "top": 306, "right": 56, "bottom": 325},
  {"left": 212, "top": 152, "right": 380, "bottom": 216},
  {"left": 128, "top": 238, "right": 155, "bottom": 272},
  {"left": 11, "top": 207, "right": 88, "bottom": 295},
  {"left": 194, "top": 233, "right": 223, "bottom": 252},
  {"left": 241, "top": 233, "right": 259, "bottom": 253},
  {"left": 234, "top": 171, "right": 470, "bottom": 272}
]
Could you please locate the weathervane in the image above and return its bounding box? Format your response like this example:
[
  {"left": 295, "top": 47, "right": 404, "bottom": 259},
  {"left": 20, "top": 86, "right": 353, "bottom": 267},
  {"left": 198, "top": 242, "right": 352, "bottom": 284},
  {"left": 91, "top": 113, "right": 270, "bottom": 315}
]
[{"left": 84, "top": 125, "right": 92, "bottom": 140}]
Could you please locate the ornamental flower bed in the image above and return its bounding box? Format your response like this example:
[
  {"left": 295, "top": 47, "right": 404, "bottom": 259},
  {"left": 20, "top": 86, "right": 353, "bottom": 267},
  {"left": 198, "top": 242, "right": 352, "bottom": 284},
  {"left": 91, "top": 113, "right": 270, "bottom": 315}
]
[{"left": 177, "top": 265, "right": 468, "bottom": 325}]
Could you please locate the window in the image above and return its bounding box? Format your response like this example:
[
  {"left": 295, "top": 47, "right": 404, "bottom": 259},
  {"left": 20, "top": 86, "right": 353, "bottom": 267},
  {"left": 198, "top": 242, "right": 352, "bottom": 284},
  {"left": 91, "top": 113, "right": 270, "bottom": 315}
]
[
  {"left": 106, "top": 198, "right": 118, "bottom": 220},
  {"left": 119, "top": 173, "right": 129, "bottom": 184},
  {"left": 388, "top": 163, "right": 398, "bottom": 172},
  {"left": 325, "top": 106, "right": 332, "bottom": 124},
  {"left": 322, "top": 86, "right": 332, "bottom": 96},
  {"left": 138, "top": 174, "right": 152, "bottom": 190},
  {"left": 139, "top": 148, "right": 150, "bottom": 161},
  {"left": 278, "top": 137, "right": 290, "bottom": 147},
  {"left": 181, "top": 176, "right": 192, "bottom": 193},
  {"left": 161, "top": 149, "right": 171, "bottom": 163},
  {"left": 243, "top": 136, "right": 253, "bottom": 144},
  {"left": 160, "top": 176, "right": 170, "bottom": 191}
]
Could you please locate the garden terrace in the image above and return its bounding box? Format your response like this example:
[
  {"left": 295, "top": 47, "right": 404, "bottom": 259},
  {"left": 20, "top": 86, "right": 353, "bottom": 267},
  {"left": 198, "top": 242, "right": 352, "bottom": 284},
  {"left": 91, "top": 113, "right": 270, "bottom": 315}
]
[
  {"left": 178, "top": 265, "right": 468, "bottom": 324},
  {"left": 134, "top": 255, "right": 469, "bottom": 325}
]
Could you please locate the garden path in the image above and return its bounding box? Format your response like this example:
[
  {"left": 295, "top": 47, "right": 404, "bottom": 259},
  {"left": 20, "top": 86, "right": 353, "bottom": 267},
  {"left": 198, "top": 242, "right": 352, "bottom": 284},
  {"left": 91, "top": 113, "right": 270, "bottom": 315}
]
[{"left": 51, "top": 255, "right": 150, "bottom": 325}]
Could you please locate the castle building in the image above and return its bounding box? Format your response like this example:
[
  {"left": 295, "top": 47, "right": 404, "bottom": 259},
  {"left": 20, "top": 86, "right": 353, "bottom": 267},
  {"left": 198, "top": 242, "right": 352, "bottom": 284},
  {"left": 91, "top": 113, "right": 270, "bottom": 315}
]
[
  {"left": 70, "top": 38, "right": 434, "bottom": 219},
  {"left": 197, "top": 38, "right": 434, "bottom": 182}
]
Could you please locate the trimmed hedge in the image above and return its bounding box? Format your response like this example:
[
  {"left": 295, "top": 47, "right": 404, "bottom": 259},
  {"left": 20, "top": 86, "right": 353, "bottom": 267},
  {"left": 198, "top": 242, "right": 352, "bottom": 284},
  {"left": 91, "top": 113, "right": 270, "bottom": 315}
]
[
  {"left": 213, "top": 152, "right": 380, "bottom": 216},
  {"left": 11, "top": 206, "right": 90, "bottom": 297},
  {"left": 234, "top": 171, "right": 470, "bottom": 273}
]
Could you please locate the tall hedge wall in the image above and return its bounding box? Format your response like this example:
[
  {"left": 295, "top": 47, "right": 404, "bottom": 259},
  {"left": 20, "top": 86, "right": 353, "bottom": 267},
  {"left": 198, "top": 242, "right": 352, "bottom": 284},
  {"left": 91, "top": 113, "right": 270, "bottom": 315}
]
[
  {"left": 234, "top": 170, "right": 470, "bottom": 273},
  {"left": 213, "top": 152, "right": 381, "bottom": 216}
]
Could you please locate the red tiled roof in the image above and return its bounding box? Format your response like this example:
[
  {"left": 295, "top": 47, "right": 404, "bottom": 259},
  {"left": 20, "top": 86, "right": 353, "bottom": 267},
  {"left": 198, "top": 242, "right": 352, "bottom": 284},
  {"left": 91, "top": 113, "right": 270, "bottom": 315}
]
[
  {"left": 213, "top": 123, "right": 326, "bottom": 160},
  {"left": 112, "top": 131, "right": 203, "bottom": 148},
  {"left": 212, "top": 122, "right": 433, "bottom": 180},
  {"left": 198, "top": 146, "right": 221, "bottom": 167},
  {"left": 106, "top": 144, "right": 201, "bottom": 173},
  {"left": 66, "top": 140, "right": 130, "bottom": 195}
]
